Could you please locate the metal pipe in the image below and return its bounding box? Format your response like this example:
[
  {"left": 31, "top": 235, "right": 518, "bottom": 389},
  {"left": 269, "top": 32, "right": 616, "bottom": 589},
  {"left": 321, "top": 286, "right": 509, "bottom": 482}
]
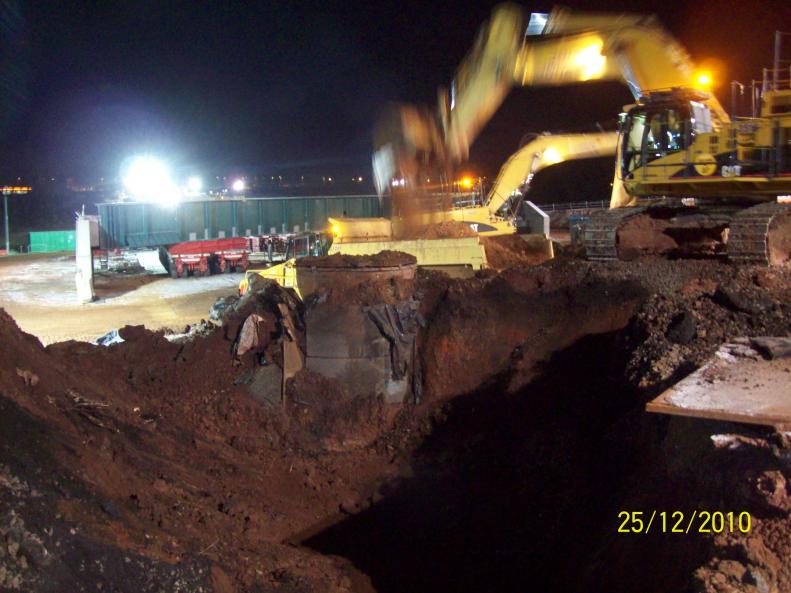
[
  {"left": 774, "top": 30, "right": 782, "bottom": 89},
  {"left": 3, "top": 193, "right": 9, "bottom": 255},
  {"left": 731, "top": 81, "right": 743, "bottom": 117}
]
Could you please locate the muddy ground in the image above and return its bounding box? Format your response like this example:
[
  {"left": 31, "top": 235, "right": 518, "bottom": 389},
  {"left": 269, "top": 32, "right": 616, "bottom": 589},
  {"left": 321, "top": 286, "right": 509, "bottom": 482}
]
[{"left": 2, "top": 251, "right": 791, "bottom": 593}]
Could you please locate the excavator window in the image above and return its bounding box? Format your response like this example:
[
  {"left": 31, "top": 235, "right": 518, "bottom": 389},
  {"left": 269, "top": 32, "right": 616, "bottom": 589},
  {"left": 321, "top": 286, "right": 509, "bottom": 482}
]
[
  {"left": 622, "top": 106, "right": 691, "bottom": 178},
  {"left": 621, "top": 111, "right": 647, "bottom": 178},
  {"left": 666, "top": 109, "right": 686, "bottom": 151}
]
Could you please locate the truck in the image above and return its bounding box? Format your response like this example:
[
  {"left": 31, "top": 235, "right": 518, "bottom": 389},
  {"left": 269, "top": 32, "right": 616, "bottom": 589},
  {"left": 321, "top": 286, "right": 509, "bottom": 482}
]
[
  {"left": 161, "top": 234, "right": 292, "bottom": 278},
  {"left": 238, "top": 224, "right": 494, "bottom": 297}
]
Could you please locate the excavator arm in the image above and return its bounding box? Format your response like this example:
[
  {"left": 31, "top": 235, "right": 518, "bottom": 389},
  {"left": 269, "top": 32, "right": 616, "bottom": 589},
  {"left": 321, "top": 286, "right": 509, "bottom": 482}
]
[{"left": 485, "top": 130, "right": 618, "bottom": 217}]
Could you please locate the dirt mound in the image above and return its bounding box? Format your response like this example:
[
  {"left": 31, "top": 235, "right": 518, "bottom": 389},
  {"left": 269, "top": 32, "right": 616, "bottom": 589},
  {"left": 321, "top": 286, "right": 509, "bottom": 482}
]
[
  {"left": 0, "top": 306, "right": 390, "bottom": 593},
  {"left": 481, "top": 234, "right": 552, "bottom": 269},
  {"left": 405, "top": 221, "right": 477, "bottom": 239},
  {"left": 297, "top": 250, "right": 416, "bottom": 268},
  {"left": 3, "top": 257, "right": 791, "bottom": 593},
  {"left": 418, "top": 261, "right": 648, "bottom": 400},
  {"left": 623, "top": 270, "right": 791, "bottom": 391},
  {"left": 617, "top": 210, "right": 729, "bottom": 259}
]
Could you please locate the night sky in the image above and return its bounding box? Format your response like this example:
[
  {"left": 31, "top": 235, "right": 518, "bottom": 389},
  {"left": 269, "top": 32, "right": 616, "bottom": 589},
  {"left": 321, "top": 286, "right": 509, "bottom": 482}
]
[{"left": 1, "top": 0, "right": 790, "bottom": 182}]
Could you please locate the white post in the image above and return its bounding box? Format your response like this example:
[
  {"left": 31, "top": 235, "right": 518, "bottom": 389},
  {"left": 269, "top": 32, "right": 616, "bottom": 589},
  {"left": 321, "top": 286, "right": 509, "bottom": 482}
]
[{"left": 75, "top": 216, "right": 95, "bottom": 303}]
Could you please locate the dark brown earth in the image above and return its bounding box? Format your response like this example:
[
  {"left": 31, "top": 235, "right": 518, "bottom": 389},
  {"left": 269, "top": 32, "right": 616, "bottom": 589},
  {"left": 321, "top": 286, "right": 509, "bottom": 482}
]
[
  {"left": 481, "top": 234, "right": 553, "bottom": 269},
  {"left": 2, "top": 247, "right": 791, "bottom": 593},
  {"left": 296, "top": 251, "right": 416, "bottom": 269},
  {"left": 406, "top": 221, "right": 477, "bottom": 239}
]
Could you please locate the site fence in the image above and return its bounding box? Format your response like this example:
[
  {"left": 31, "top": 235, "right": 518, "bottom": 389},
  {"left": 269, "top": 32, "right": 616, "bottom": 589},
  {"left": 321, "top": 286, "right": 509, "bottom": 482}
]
[{"left": 539, "top": 200, "right": 608, "bottom": 212}]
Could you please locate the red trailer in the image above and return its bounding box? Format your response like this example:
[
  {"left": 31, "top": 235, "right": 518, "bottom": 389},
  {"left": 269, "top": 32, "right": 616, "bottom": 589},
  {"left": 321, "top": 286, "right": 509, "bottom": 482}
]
[{"left": 167, "top": 237, "right": 250, "bottom": 278}]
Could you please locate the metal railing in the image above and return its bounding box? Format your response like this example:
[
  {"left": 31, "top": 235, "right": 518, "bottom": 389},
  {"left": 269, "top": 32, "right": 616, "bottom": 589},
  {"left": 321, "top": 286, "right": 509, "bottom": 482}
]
[{"left": 539, "top": 200, "right": 608, "bottom": 212}]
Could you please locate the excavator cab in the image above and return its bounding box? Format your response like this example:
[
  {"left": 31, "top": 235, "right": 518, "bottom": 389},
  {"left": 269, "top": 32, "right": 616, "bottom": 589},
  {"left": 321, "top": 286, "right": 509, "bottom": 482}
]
[
  {"left": 620, "top": 106, "right": 687, "bottom": 179},
  {"left": 239, "top": 232, "right": 331, "bottom": 296},
  {"left": 619, "top": 92, "right": 714, "bottom": 181},
  {"left": 284, "top": 231, "right": 331, "bottom": 260}
]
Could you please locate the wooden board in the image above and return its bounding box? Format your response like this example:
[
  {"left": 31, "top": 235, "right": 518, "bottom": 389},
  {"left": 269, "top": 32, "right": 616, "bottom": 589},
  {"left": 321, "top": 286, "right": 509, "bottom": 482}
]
[{"left": 647, "top": 340, "right": 791, "bottom": 427}]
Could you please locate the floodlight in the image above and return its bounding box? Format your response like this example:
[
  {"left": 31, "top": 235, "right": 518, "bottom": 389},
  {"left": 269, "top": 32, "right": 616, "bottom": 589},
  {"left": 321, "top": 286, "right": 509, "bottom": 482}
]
[
  {"left": 122, "top": 156, "right": 181, "bottom": 205},
  {"left": 187, "top": 176, "right": 203, "bottom": 193}
]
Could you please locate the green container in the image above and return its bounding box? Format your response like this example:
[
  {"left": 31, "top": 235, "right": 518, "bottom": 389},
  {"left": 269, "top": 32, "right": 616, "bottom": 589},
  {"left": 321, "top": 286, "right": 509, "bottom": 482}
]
[
  {"left": 98, "top": 196, "right": 383, "bottom": 248},
  {"left": 29, "top": 230, "right": 76, "bottom": 253}
]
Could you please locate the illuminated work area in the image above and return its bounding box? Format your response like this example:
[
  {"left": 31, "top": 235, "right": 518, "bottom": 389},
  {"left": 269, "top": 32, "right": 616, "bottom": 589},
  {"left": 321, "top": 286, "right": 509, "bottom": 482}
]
[{"left": 2, "top": 3, "right": 791, "bottom": 593}]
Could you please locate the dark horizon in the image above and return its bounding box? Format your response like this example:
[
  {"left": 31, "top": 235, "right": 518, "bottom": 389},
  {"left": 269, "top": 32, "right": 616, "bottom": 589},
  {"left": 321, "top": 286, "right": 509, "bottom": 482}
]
[{"left": 1, "top": 0, "right": 789, "bottom": 182}]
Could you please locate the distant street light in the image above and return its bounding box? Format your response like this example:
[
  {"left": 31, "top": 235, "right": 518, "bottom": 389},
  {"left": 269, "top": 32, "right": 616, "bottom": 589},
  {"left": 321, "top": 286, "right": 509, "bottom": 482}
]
[{"left": 232, "top": 178, "right": 245, "bottom": 192}]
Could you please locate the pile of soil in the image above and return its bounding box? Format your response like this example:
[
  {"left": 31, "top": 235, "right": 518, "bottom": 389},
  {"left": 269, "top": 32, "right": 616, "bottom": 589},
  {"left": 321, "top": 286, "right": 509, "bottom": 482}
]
[
  {"left": 617, "top": 211, "right": 729, "bottom": 260},
  {"left": 296, "top": 250, "right": 416, "bottom": 268},
  {"left": 404, "top": 221, "right": 477, "bottom": 240},
  {"left": 293, "top": 252, "right": 417, "bottom": 306},
  {"left": 622, "top": 267, "right": 791, "bottom": 390},
  {"left": 481, "top": 234, "right": 552, "bottom": 269},
  {"left": 2, "top": 257, "right": 791, "bottom": 592},
  {"left": 0, "top": 306, "right": 390, "bottom": 593}
]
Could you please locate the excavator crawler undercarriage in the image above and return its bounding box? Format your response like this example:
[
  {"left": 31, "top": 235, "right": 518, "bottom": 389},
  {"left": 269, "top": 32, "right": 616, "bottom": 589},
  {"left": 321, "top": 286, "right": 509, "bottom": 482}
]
[{"left": 583, "top": 202, "right": 791, "bottom": 265}]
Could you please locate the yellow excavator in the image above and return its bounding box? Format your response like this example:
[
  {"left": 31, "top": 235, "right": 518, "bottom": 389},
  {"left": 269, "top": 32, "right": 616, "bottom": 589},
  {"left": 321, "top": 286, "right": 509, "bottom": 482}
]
[{"left": 374, "top": 3, "right": 791, "bottom": 264}]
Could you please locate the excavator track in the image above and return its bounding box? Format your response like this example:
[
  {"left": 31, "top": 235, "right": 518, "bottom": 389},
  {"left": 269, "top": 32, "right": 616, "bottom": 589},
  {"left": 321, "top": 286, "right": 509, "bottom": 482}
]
[
  {"left": 728, "top": 202, "right": 791, "bottom": 265},
  {"left": 582, "top": 207, "right": 646, "bottom": 261}
]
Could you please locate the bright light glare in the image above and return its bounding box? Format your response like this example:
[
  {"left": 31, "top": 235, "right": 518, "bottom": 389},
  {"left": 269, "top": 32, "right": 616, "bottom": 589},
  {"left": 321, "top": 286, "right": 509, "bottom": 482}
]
[
  {"left": 695, "top": 71, "right": 713, "bottom": 88},
  {"left": 232, "top": 179, "right": 245, "bottom": 192},
  {"left": 461, "top": 177, "right": 473, "bottom": 188},
  {"left": 575, "top": 40, "right": 606, "bottom": 81},
  {"left": 187, "top": 176, "right": 203, "bottom": 193},
  {"left": 123, "top": 156, "right": 181, "bottom": 205},
  {"left": 542, "top": 146, "right": 562, "bottom": 165}
]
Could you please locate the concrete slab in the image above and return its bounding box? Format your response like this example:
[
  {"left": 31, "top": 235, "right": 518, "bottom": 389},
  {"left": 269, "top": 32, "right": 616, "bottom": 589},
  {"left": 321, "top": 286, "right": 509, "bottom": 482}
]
[
  {"left": 306, "top": 355, "right": 390, "bottom": 398},
  {"left": 647, "top": 339, "right": 791, "bottom": 427},
  {"left": 306, "top": 305, "right": 389, "bottom": 359}
]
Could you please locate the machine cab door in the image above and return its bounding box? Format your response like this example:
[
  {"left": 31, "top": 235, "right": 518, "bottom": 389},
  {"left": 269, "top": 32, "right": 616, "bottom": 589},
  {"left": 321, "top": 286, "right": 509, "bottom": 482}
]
[{"left": 620, "top": 105, "right": 691, "bottom": 180}]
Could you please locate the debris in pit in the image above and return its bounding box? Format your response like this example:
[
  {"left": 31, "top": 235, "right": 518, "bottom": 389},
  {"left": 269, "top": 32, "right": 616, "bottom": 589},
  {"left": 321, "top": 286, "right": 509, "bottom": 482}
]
[
  {"left": 714, "top": 285, "right": 774, "bottom": 314},
  {"left": 163, "top": 319, "right": 216, "bottom": 343},
  {"left": 94, "top": 328, "right": 124, "bottom": 346},
  {"left": 666, "top": 311, "right": 697, "bottom": 344},
  {"left": 750, "top": 337, "right": 791, "bottom": 360},
  {"left": 236, "top": 313, "right": 276, "bottom": 357}
]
